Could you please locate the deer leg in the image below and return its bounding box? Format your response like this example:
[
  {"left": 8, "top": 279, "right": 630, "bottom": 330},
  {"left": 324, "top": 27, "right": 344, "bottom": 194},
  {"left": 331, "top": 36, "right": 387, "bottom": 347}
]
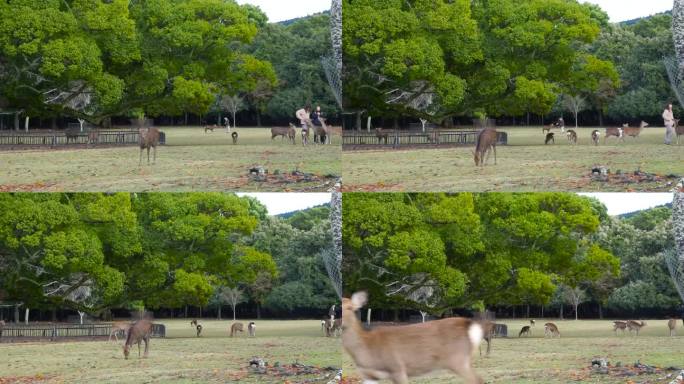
[
  {"left": 143, "top": 336, "right": 149, "bottom": 358},
  {"left": 153, "top": 146, "right": 156, "bottom": 164},
  {"left": 138, "top": 340, "right": 141, "bottom": 358},
  {"left": 139, "top": 148, "right": 143, "bottom": 166},
  {"left": 450, "top": 357, "right": 483, "bottom": 384},
  {"left": 147, "top": 147, "right": 151, "bottom": 165}
]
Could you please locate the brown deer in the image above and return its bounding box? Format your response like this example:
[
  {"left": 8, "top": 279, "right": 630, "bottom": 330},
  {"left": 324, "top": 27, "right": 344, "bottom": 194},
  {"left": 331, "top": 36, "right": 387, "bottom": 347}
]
[
  {"left": 519, "top": 325, "right": 531, "bottom": 337},
  {"left": 248, "top": 322, "right": 256, "bottom": 337},
  {"left": 566, "top": 130, "right": 577, "bottom": 144},
  {"left": 230, "top": 322, "right": 244, "bottom": 337},
  {"left": 604, "top": 127, "right": 625, "bottom": 143},
  {"left": 342, "top": 292, "right": 484, "bottom": 384},
  {"left": 623, "top": 121, "right": 649, "bottom": 138},
  {"left": 190, "top": 319, "right": 198, "bottom": 327},
  {"left": 323, "top": 318, "right": 341, "bottom": 338},
  {"left": 626, "top": 320, "right": 646, "bottom": 336},
  {"left": 668, "top": 319, "right": 677, "bottom": 336},
  {"left": 314, "top": 118, "right": 331, "bottom": 145},
  {"left": 675, "top": 120, "right": 684, "bottom": 145},
  {"left": 123, "top": 320, "right": 152, "bottom": 360},
  {"left": 613, "top": 321, "right": 627, "bottom": 335},
  {"left": 479, "top": 321, "right": 494, "bottom": 357},
  {"left": 591, "top": 130, "right": 601, "bottom": 146},
  {"left": 375, "top": 128, "right": 389, "bottom": 144},
  {"left": 473, "top": 128, "right": 497, "bottom": 167},
  {"left": 544, "top": 323, "right": 560, "bottom": 338},
  {"left": 204, "top": 125, "right": 217, "bottom": 133},
  {"left": 271, "top": 127, "right": 292, "bottom": 142},
  {"left": 530, "top": 319, "right": 536, "bottom": 326},
  {"left": 287, "top": 123, "right": 297, "bottom": 144},
  {"left": 87, "top": 130, "right": 99, "bottom": 146},
  {"left": 231, "top": 131, "right": 238, "bottom": 145},
  {"left": 109, "top": 321, "right": 132, "bottom": 343},
  {"left": 545, "top": 133, "right": 555, "bottom": 145},
  {"left": 139, "top": 127, "right": 160, "bottom": 165}
]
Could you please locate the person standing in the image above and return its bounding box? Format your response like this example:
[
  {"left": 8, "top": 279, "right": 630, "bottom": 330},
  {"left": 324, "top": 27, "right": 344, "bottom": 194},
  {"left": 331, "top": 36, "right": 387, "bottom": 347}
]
[
  {"left": 311, "top": 106, "right": 323, "bottom": 127},
  {"left": 296, "top": 105, "right": 312, "bottom": 145},
  {"left": 663, "top": 103, "right": 676, "bottom": 145}
]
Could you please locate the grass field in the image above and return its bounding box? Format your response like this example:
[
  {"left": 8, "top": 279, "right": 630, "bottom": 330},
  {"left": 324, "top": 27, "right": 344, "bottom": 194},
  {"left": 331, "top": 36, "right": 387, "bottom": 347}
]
[
  {"left": 343, "top": 319, "right": 683, "bottom": 384},
  {"left": 342, "top": 127, "right": 684, "bottom": 192},
  {"left": 0, "top": 319, "right": 341, "bottom": 383},
  {"left": 0, "top": 127, "right": 341, "bottom": 192}
]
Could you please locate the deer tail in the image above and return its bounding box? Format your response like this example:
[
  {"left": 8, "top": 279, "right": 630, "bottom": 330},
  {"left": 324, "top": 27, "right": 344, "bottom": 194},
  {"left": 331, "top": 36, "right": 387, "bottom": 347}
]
[{"left": 468, "top": 321, "right": 484, "bottom": 350}]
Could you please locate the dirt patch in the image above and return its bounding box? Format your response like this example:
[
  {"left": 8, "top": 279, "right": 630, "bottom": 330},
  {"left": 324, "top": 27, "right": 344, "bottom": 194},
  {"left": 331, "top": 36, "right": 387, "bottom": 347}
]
[
  {"left": 248, "top": 358, "right": 340, "bottom": 383},
  {"left": 588, "top": 169, "right": 680, "bottom": 191},
  {"left": 0, "top": 375, "right": 57, "bottom": 383},
  {"left": 341, "top": 182, "right": 403, "bottom": 192},
  {"left": 571, "top": 359, "right": 683, "bottom": 382},
  {"left": 0, "top": 182, "right": 58, "bottom": 192},
  {"left": 248, "top": 168, "right": 341, "bottom": 192}
]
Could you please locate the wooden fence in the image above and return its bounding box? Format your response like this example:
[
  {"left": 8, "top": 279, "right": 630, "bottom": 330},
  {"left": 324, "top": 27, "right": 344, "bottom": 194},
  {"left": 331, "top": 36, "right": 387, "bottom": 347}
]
[
  {"left": 342, "top": 130, "right": 508, "bottom": 150},
  {"left": 0, "top": 323, "right": 166, "bottom": 341},
  {"left": 0, "top": 130, "right": 166, "bottom": 148}
]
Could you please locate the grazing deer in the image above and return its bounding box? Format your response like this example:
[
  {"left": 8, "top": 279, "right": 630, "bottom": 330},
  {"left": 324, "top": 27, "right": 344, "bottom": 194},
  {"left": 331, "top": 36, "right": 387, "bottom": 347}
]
[
  {"left": 623, "top": 121, "right": 649, "bottom": 138},
  {"left": 604, "top": 127, "right": 624, "bottom": 143},
  {"left": 342, "top": 292, "right": 484, "bottom": 384},
  {"left": 375, "top": 128, "right": 389, "bottom": 144},
  {"left": 323, "top": 318, "right": 341, "bottom": 338},
  {"left": 123, "top": 320, "right": 152, "bottom": 360},
  {"left": 321, "top": 320, "right": 328, "bottom": 334},
  {"left": 613, "top": 321, "right": 627, "bottom": 335},
  {"left": 544, "top": 323, "right": 560, "bottom": 338},
  {"left": 566, "top": 130, "right": 577, "bottom": 144},
  {"left": 314, "top": 118, "right": 331, "bottom": 145},
  {"left": 196, "top": 324, "right": 203, "bottom": 337},
  {"left": 248, "top": 322, "right": 256, "bottom": 337},
  {"left": 190, "top": 319, "right": 198, "bottom": 327},
  {"left": 591, "top": 130, "right": 601, "bottom": 146},
  {"left": 287, "top": 123, "right": 297, "bottom": 144},
  {"left": 543, "top": 118, "right": 564, "bottom": 134},
  {"left": 668, "top": 319, "right": 677, "bottom": 337},
  {"left": 230, "top": 322, "right": 244, "bottom": 337},
  {"left": 139, "top": 127, "right": 160, "bottom": 165},
  {"left": 109, "top": 321, "right": 132, "bottom": 343},
  {"left": 519, "top": 326, "right": 531, "bottom": 337},
  {"left": 231, "top": 131, "right": 238, "bottom": 145},
  {"left": 204, "top": 125, "right": 217, "bottom": 133},
  {"left": 545, "top": 132, "right": 555, "bottom": 145},
  {"left": 474, "top": 128, "right": 497, "bottom": 167},
  {"left": 530, "top": 319, "right": 536, "bottom": 327},
  {"left": 272, "top": 127, "right": 292, "bottom": 141},
  {"left": 626, "top": 320, "right": 646, "bottom": 336},
  {"left": 479, "top": 321, "right": 494, "bottom": 357}
]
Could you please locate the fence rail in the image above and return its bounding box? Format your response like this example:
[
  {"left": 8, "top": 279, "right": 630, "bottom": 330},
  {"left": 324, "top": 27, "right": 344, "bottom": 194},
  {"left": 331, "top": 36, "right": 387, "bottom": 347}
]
[
  {"left": 0, "top": 323, "right": 166, "bottom": 341},
  {"left": 0, "top": 130, "right": 166, "bottom": 148},
  {"left": 342, "top": 130, "right": 507, "bottom": 149}
]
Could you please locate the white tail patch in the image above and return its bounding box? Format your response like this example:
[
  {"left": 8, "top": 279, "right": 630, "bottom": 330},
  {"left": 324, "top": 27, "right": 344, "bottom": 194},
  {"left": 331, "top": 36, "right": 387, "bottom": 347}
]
[{"left": 468, "top": 323, "right": 484, "bottom": 349}]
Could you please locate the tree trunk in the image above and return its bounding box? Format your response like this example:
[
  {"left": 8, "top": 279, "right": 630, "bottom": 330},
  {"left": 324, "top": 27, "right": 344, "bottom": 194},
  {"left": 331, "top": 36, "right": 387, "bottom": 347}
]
[
  {"left": 184, "top": 305, "right": 188, "bottom": 318},
  {"left": 24, "top": 308, "right": 29, "bottom": 325},
  {"left": 217, "top": 306, "right": 222, "bottom": 320},
  {"left": 526, "top": 304, "right": 530, "bottom": 318},
  {"left": 24, "top": 116, "right": 29, "bottom": 133},
  {"left": 367, "top": 308, "right": 372, "bottom": 326},
  {"left": 420, "top": 311, "right": 427, "bottom": 323},
  {"left": 199, "top": 306, "right": 202, "bottom": 319},
  {"left": 232, "top": 304, "right": 236, "bottom": 321},
  {"left": 256, "top": 110, "right": 262, "bottom": 127},
  {"left": 526, "top": 111, "right": 530, "bottom": 126},
  {"left": 541, "top": 305, "right": 544, "bottom": 318},
  {"left": 232, "top": 111, "right": 237, "bottom": 128},
  {"left": 559, "top": 305, "right": 564, "bottom": 320},
  {"left": 574, "top": 303, "right": 579, "bottom": 320},
  {"left": 256, "top": 302, "right": 261, "bottom": 319},
  {"left": 355, "top": 111, "right": 361, "bottom": 131},
  {"left": 14, "top": 304, "right": 19, "bottom": 323},
  {"left": 598, "top": 303, "right": 603, "bottom": 319},
  {"left": 598, "top": 109, "right": 604, "bottom": 127},
  {"left": 78, "top": 311, "right": 85, "bottom": 325},
  {"left": 51, "top": 117, "right": 57, "bottom": 130},
  {"left": 51, "top": 308, "right": 57, "bottom": 322},
  {"left": 184, "top": 112, "right": 188, "bottom": 126},
  {"left": 14, "top": 112, "right": 20, "bottom": 131}
]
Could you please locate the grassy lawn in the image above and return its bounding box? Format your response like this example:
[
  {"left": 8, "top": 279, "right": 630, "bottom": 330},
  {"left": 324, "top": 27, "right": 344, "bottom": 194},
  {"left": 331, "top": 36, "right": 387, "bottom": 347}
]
[
  {"left": 342, "top": 127, "right": 684, "bottom": 192},
  {"left": 0, "top": 319, "right": 341, "bottom": 383},
  {"left": 343, "top": 319, "right": 683, "bottom": 384},
  {"left": 0, "top": 127, "right": 341, "bottom": 192}
]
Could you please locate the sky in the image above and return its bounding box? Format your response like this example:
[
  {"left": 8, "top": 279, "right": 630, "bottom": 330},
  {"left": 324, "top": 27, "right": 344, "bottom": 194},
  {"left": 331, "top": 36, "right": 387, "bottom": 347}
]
[
  {"left": 583, "top": 0, "right": 672, "bottom": 22},
  {"left": 236, "top": 0, "right": 330, "bottom": 23},
  {"left": 580, "top": 193, "right": 673, "bottom": 216},
  {"left": 238, "top": 193, "right": 331, "bottom": 215}
]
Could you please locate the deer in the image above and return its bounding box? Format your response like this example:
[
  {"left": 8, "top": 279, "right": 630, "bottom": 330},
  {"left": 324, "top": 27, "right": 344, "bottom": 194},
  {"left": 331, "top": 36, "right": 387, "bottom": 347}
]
[
  {"left": 473, "top": 128, "right": 497, "bottom": 167},
  {"left": 190, "top": 319, "right": 198, "bottom": 327},
  {"left": 591, "top": 130, "right": 601, "bottom": 146},
  {"left": 314, "top": 118, "right": 331, "bottom": 145},
  {"left": 323, "top": 318, "right": 342, "bottom": 338},
  {"left": 109, "top": 321, "right": 132, "bottom": 343},
  {"left": 271, "top": 127, "right": 292, "bottom": 141},
  {"left": 87, "top": 130, "right": 99, "bottom": 146},
  {"left": 544, "top": 323, "right": 560, "bottom": 338},
  {"left": 675, "top": 120, "right": 684, "bottom": 145},
  {"left": 519, "top": 325, "right": 531, "bottom": 337},
  {"left": 626, "top": 320, "right": 646, "bottom": 336},
  {"left": 566, "top": 130, "right": 577, "bottom": 144},
  {"left": 668, "top": 319, "right": 677, "bottom": 337},
  {"left": 287, "top": 123, "right": 297, "bottom": 144},
  {"left": 375, "top": 128, "right": 389, "bottom": 145},
  {"left": 543, "top": 118, "right": 564, "bottom": 134},
  {"left": 248, "top": 322, "right": 256, "bottom": 337},
  {"left": 545, "top": 132, "right": 555, "bottom": 145},
  {"left": 204, "top": 125, "right": 217, "bottom": 133},
  {"left": 139, "top": 127, "right": 160, "bottom": 165},
  {"left": 230, "top": 322, "right": 244, "bottom": 337},
  {"left": 195, "top": 323, "right": 203, "bottom": 337},
  {"left": 623, "top": 121, "right": 649, "bottom": 138},
  {"left": 342, "top": 292, "right": 485, "bottom": 384},
  {"left": 530, "top": 319, "right": 536, "bottom": 327},
  {"left": 123, "top": 320, "right": 152, "bottom": 360},
  {"left": 479, "top": 321, "right": 494, "bottom": 357},
  {"left": 231, "top": 131, "right": 238, "bottom": 145},
  {"left": 613, "top": 321, "right": 627, "bottom": 335},
  {"left": 604, "top": 127, "right": 625, "bottom": 143}
]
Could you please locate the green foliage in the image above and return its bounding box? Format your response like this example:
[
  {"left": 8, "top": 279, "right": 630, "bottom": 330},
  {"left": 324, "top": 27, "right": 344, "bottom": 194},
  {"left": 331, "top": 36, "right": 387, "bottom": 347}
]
[{"left": 286, "top": 205, "right": 330, "bottom": 231}]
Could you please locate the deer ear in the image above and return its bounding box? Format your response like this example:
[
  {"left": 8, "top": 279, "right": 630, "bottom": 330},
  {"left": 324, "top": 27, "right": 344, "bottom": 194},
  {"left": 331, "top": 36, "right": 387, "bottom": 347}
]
[{"left": 351, "top": 291, "right": 368, "bottom": 310}]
